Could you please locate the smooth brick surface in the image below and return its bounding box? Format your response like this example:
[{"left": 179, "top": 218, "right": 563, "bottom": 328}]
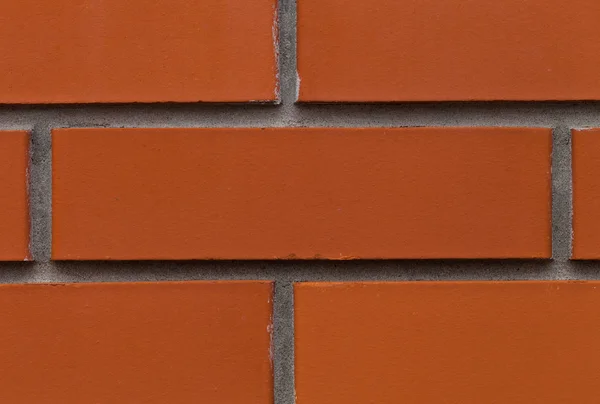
[
  {"left": 0, "top": 131, "right": 29, "bottom": 260},
  {"left": 52, "top": 127, "right": 551, "bottom": 260},
  {"left": 297, "top": 0, "right": 600, "bottom": 101},
  {"left": 0, "top": 281, "right": 273, "bottom": 404},
  {"left": 572, "top": 129, "right": 600, "bottom": 259},
  {"left": 0, "top": 0, "right": 278, "bottom": 103},
  {"left": 295, "top": 281, "right": 600, "bottom": 404}
]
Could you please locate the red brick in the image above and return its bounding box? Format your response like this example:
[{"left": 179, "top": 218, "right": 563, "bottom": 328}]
[
  {"left": 52, "top": 127, "right": 551, "bottom": 260},
  {"left": 572, "top": 128, "right": 600, "bottom": 258},
  {"left": 0, "top": 0, "right": 278, "bottom": 103},
  {"left": 297, "top": 0, "right": 600, "bottom": 101},
  {"left": 295, "top": 281, "right": 600, "bottom": 404},
  {"left": 0, "top": 281, "right": 273, "bottom": 404},
  {"left": 0, "top": 131, "right": 29, "bottom": 260}
]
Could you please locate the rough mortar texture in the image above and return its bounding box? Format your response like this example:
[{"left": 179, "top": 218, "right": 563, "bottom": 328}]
[{"left": 0, "top": 1, "right": 598, "bottom": 403}]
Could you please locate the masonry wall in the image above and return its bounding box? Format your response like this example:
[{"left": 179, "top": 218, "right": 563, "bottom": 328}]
[{"left": 1, "top": 0, "right": 600, "bottom": 403}]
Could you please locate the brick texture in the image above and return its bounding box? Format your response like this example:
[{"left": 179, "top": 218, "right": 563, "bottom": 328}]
[
  {"left": 0, "top": 281, "right": 273, "bottom": 404},
  {"left": 295, "top": 281, "right": 600, "bottom": 404},
  {"left": 572, "top": 128, "right": 600, "bottom": 259},
  {"left": 0, "top": 0, "right": 278, "bottom": 103},
  {"left": 52, "top": 127, "right": 551, "bottom": 260},
  {"left": 0, "top": 1, "right": 598, "bottom": 402},
  {"left": 0, "top": 131, "right": 29, "bottom": 261},
  {"left": 297, "top": 0, "right": 600, "bottom": 101}
]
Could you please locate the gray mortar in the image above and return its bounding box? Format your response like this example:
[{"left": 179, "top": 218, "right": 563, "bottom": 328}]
[{"left": 0, "top": 0, "right": 600, "bottom": 403}]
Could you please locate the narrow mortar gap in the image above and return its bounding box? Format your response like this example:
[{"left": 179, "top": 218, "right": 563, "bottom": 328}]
[
  {"left": 277, "top": 0, "right": 299, "bottom": 117},
  {"left": 550, "top": 126, "right": 574, "bottom": 277},
  {"left": 273, "top": 281, "right": 295, "bottom": 404},
  {"left": 28, "top": 123, "right": 52, "bottom": 262}
]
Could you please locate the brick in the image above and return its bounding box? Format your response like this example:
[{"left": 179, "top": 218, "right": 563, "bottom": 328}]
[
  {"left": 295, "top": 281, "right": 600, "bottom": 404},
  {"left": 572, "top": 128, "right": 600, "bottom": 259},
  {"left": 0, "top": 281, "right": 273, "bottom": 403},
  {"left": 0, "top": 0, "right": 278, "bottom": 103},
  {"left": 52, "top": 127, "right": 551, "bottom": 260},
  {"left": 0, "top": 131, "right": 29, "bottom": 260},
  {"left": 297, "top": 0, "right": 600, "bottom": 101}
]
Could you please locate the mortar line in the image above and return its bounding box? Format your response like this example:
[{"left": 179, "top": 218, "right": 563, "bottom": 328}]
[
  {"left": 28, "top": 123, "right": 52, "bottom": 262},
  {"left": 550, "top": 126, "right": 573, "bottom": 276},
  {"left": 276, "top": 0, "right": 299, "bottom": 124},
  {"left": 273, "top": 281, "right": 295, "bottom": 404},
  {"left": 0, "top": 261, "right": 598, "bottom": 297},
  {"left": 0, "top": 260, "right": 593, "bottom": 280},
  {"left": 272, "top": 1, "right": 298, "bottom": 403},
  {"left": 5, "top": 104, "right": 600, "bottom": 130}
]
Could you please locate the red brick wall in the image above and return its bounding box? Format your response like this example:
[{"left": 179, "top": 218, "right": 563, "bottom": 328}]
[{"left": 0, "top": 0, "right": 599, "bottom": 403}]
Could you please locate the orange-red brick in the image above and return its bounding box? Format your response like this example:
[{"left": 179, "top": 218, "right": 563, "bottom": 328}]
[
  {"left": 52, "top": 127, "right": 551, "bottom": 260},
  {"left": 298, "top": 0, "right": 600, "bottom": 101},
  {"left": 0, "top": 131, "right": 29, "bottom": 260},
  {"left": 295, "top": 281, "right": 600, "bottom": 404},
  {"left": 572, "top": 128, "right": 600, "bottom": 258},
  {"left": 0, "top": 0, "right": 278, "bottom": 103},
  {"left": 0, "top": 281, "right": 273, "bottom": 403}
]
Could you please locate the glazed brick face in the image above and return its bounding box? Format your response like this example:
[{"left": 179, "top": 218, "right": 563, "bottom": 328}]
[
  {"left": 0, "top": 281, "right": 273, "bottom": 404},
  {"left": 0, "top": 131, "right": 29, "bottom": 261},
  {"left": 295, "top": 282, "right": 600, "bottom": 404},
  {"left": 297, "top": 0, "right": 600, "bottom": 101},
  {"left": 572, "top": 129, "right": 600, "bottom": 259},
  {"left": 0, "top": 0, "right": 278, "bottom": 103},
  {"left": 52, "top": 127, "right": 551, "bottom": 260}
]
